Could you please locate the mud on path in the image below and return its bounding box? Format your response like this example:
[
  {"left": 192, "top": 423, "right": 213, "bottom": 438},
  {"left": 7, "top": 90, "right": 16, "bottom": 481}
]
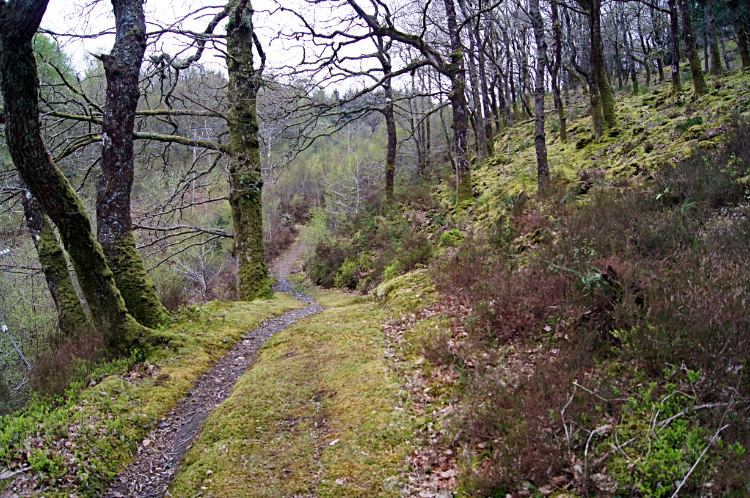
[{"left": 105, "top": 239, "right": 321, "bottom": 498}]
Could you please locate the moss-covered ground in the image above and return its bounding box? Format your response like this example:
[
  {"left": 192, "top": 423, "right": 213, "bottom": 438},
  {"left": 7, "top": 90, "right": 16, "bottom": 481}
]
[
  {"left": 0, "top": 295, "right": 303, "bottom": 497},
  {"left": 439, "top": 68, "right": 750, "bottom": 227},
  {"left": 169, "top": 286, "right": 427, "bottom": 497}
]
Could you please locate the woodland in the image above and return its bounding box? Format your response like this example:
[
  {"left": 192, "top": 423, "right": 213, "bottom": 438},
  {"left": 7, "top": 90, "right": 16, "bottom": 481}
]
[{"left": 0, "top": 0, "right": 749, "bottom": 496}]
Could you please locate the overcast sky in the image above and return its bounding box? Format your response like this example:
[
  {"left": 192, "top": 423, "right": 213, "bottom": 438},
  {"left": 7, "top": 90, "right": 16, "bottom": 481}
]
[{"left": 41, "top": 0, "right": 302, "bottom": 74}]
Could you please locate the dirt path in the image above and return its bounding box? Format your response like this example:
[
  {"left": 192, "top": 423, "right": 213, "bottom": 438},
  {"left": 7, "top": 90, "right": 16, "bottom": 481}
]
[{"left": 105, "top": 239, "right": 321, "bottom": 498}]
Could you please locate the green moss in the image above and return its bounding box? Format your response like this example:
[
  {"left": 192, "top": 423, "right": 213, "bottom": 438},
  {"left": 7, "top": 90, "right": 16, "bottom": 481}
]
[
  {"left": 36, "top": 216, "right": 91, "bottom": 335},
  {"left": 170, "top": 295, "right": 414, "bottom": 498},
  {"left": 374, "top": 269, "right": 439, "bottom": 313},
  {"left": 600, "top": 66, "right": 617, "bottom": 129},
  {"left": 109, "top": 232, "right": 168, "bottom": 329}
]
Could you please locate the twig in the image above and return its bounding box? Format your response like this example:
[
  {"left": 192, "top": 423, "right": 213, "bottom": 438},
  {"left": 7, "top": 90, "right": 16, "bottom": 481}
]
[
  {"left": 1, "top": 324, "right": 30, "bottom": 369},
  {"left": 0, "top": 466, "right": 30, "bottom": 480},
  {"left": 670, "top": 424, "right": 729, "bottom": 498},
  {"left": 561, "top": 384, "right": 577, "bottom": 451},
  {"left": 657, "top": 403, "right": 729, "bottom": 430},
  {"left": 584, "top": 424, "right": 611, "bottom": 482}
]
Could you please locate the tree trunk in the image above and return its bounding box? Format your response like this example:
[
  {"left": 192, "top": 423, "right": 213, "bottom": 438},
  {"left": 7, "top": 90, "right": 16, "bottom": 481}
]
[
  {"left": 21, "top": 187, "right": 91, "bottom": 336},
  {"left": 478, "top": 38, "right": 495, "bottom": 155},
  {"left": 226, "top": 0, "right": 271, "bottom": 300},
  {"left": 679, "top": 0, "right": 706, "bottom": 96},
  {"left": 383, "top": 82, "right": 397, "bottom": 201},
  {"left": 530, "top": 0, "right": 549, "bottom": 191},
  {"left": 550, "top": 0, "right": 567, "bottom": 143},
  {"left": 704, "top": 0, "right": 723, "bottom": 74},
  {"left": 727, "top": 0, "right": 750, "bottom": 67},
  {"left": 719, "top": 34, "right": 731, "bottom": 71},
  {"left": 627, "top": 31, "right": 639, "bottom": 94},
  {"left": 668, "top": 0, "right": 683, "bottom": 94},
  {"left": 588, "top": 0, "right": 605, "bottom": 138},
  {"left": 98, "top": 0, "right": 168, "bottom": 329},
  {"left": 378, "top": 35, "right": 396, "bottom": 204},
  {"left": 651, "top": 6, "right": 666, "bottom": 82},
  {"left": 444, "top": 0, "right": 473, "bottom": 205},
  {"left": 458, "top": 0, "right": 487, "bottom": 162},
  {"left": 596, "top": 11, "right": 617, "bottom": 129},
  {"left": 0, "top": 0, "right": 148, "bottom": 354}
]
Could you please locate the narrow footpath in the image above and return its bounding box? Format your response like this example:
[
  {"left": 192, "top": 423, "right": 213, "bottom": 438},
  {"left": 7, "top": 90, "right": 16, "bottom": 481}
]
[{"left": 105, "top": 240, "right": 322, "bottom": 498}]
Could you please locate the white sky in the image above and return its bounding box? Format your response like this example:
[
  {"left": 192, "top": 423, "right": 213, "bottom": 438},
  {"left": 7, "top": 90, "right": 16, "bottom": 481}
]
[{"left": 41, "top": 0, "right": 302, "bottom": 74}]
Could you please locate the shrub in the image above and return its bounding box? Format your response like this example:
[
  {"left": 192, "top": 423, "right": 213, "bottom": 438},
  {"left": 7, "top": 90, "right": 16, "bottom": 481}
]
[
  {"left": 264, "top": 223, "right": 298, "bottom": 263},
  {"left": 30, "top": 332, "right": 103, "bottom": 399},
  {"left": 440, "top": 229, "right": 465, "bottom": 247},
  {"left": 305, "top": 241, "right": 347, "bottom": 288}
]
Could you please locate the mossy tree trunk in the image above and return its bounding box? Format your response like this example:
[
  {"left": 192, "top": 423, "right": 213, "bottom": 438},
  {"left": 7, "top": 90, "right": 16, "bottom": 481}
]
[
  {"left": 21, "top": 187, "right": 92, "bottom": 336},
  {"left": 530, "top": 0, "right": 549, "bottom": 191},
  {"left": 478, "top": 41, "right": 494, "bottom": 156},
  {"left": 459, "top": 0, "right": 487, "bottom": 162},
  {"left": 679, "top": 0, "right": 706, "bottom": 96},
  {"left": 703, "top": 0, "right": 723, "bottom": 75},
  {"left": 444, "top": 0, "right": 473, "bottom": 205},
  {"left": 0, "top": 0, "right": 148, "bottom": 354},
  {"left": 550, "top": 0, "right": 567, "bottom": 143},
  {"left": 727, "top": 0, "right": 750, "bottom": 67},
  {"left": 226, "top": 0, "right": 272, "bottom": 300},
  {"left": 377, "top": 34, "right": 397, "bottom": 205},
  {"left": 586, "top": 0, "right": 605, "bottom": 138},
  {"left": 599, "top": 60, "right": 617, "bottom": 129},
  {"left": 668, "top": 0, "right": 683, "bottom": 94},
  {"left": 97, "top": 0, "right": 168, "bottom": 328}
]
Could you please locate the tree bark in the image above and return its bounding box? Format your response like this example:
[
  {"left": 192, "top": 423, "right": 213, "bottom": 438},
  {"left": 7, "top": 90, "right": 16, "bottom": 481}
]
[
  {"left": 530, "top": 0, "right": 549, "bottom": 191},
  {"left": 668, "top": 0, "right": 683, "bottom": 94},
  {"left": 444, "top": 0, "right": 473, "bottom": 205},
  {"left": 704, "top": 0, "right": 723, "bottom": 74},
  {"left": 727, "top": 0, "right": 750, "bottom": 67},
  {"left": 550, "top": 0, "right": 567, "bottom": 143},
  {"left": 587, "top": 0, "right": 605, "bottom": 137},
  {"left": 458, "top": 0, "right": 489, "bottom": 161},
  {"left": 21, "top": 187, "right": 92, "bottom": 336},
  {"left": 226, "top": 0, "right": 271, "bottom": 300},
  {"left": 650, "top": 6, "right": 666, "bottom": 82},
  {"left": 98, "top": 0, "right": 168, "bottom": 328},
  {"left": 0, "top": 0, "right": 148, "bottom": 354},
  {"left": 679, "top": 0, "right": 706, "bottom": 96},
  {"left": 377, "top": 34, "right": 396, "bottom": 204}
]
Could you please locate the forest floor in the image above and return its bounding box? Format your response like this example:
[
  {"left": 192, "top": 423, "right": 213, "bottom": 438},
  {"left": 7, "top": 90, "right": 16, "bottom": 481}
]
[{"left": 103, "top": 238, "right": 324, "bottom": 497}]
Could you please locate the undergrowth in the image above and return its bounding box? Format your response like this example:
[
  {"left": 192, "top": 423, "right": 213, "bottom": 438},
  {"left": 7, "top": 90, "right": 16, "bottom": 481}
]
[{"left": 428, "top": 115, "right": 750, "bottom": 497}]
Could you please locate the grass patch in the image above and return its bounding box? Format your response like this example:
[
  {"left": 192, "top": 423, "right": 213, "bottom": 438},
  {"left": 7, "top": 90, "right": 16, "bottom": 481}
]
[{"left": 169, "top": 293, "right": 414, "bottom": 498}]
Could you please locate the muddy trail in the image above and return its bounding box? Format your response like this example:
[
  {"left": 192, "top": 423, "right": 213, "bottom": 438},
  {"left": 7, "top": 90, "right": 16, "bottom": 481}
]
[{"left": 105, "top": 240, "right": 322, "bottom": 498}]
